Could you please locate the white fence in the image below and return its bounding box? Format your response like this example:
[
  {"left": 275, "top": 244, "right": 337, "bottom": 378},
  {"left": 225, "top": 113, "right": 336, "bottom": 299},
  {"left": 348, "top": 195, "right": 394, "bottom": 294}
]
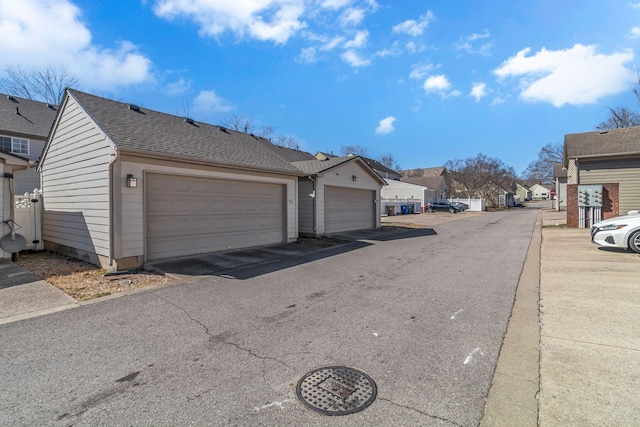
[
  {"left": 381, "top": 198, "right": 422, "bottom": 216},
  {"left": 13, "top": 189, "right": 43, "bottom": 251},
  {"left": 448, "top": 198, "right": 486, "bottom": 212}
]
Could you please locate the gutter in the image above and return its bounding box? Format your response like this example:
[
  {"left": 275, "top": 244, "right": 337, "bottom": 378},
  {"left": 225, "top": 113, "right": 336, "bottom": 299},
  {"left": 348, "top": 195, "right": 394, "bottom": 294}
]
[
  {"left": 108, "top": 145, "right": 119, "bottom": 267},
  {"left": 308, "top": 176, "right": 317, "bottom": 234}
]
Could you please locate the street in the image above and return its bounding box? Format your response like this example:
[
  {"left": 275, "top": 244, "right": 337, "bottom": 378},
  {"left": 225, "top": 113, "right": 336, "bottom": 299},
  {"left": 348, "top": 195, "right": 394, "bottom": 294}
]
[{"left": 0, "top": 207, "right": 540, "bottom": 426}]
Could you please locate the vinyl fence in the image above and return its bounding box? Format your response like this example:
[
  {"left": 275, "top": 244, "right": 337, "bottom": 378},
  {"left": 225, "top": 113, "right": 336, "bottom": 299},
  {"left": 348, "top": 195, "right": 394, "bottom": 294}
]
[
  {"left": 13, "top": 188, "right": 44, "bottom": 251},
  {"left": 448, "top": 198, "right": 486, "bottom": 212}
]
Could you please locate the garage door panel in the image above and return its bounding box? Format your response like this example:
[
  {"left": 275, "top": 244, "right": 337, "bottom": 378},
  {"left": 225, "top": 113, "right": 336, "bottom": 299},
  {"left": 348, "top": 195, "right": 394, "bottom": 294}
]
[
  {"left": 325, "top": 186, "right": 375, "bottom": 234},
  {"left": 146, "top": 174, "right": 285, "bottom": 261}
]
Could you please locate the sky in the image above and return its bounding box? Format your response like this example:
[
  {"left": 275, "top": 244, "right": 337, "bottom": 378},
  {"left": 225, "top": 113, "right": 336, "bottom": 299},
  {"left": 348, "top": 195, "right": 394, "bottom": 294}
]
[{"left": 2, "top": 0, "right": 640, "bottom": 175}]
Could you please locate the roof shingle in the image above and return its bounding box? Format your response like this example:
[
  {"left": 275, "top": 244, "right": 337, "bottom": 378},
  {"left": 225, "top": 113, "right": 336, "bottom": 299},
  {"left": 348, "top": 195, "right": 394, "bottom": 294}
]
[
  {"left": 565, "top": 127, "right": 640, "bottom": 159},
  {"left": 0, "top": 94, "right": 58, "bottom": 138}
]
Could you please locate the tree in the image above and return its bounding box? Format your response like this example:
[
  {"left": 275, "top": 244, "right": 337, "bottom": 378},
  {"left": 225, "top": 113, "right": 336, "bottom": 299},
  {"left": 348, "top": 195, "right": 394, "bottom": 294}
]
[
  {"left": 0, "top": 64, "right": 78, "bottom": 105},
  {"left": 377, "top": 153, "right": 400, "bottom": 171},
  {"left": 340, "top": 145, "right": 368, "bottom": 156},
  {"left": 595, "top": 106, "right": 640, "bottom": 130},
  {"left": 445, "top": 153, "right": 516, "bottom": 206},
  {"left": 221, "top": 114, "right": 299, "bottom": 148},
  {"left": 521, "top": 143, "right": 563, "bottom": 183}
]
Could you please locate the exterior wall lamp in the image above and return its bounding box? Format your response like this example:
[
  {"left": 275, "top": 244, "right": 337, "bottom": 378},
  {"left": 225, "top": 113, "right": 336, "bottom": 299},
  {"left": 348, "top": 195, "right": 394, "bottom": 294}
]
[
  {"left": 352, "top": 175, "right": 358, "bottom": 182},
  {"left": 126, "top": 174, "right": 137, "bottom": 188}
]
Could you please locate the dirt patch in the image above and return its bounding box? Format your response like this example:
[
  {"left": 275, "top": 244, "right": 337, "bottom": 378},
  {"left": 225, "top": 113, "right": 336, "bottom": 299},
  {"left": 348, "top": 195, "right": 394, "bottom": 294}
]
[{"left": 15, "top": 251, "right": 173, "bottom": 301}]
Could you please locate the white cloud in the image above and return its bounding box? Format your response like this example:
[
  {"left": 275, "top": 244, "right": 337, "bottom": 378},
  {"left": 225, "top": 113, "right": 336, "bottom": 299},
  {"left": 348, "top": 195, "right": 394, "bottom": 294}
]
[
  {"left": 321, "top": 0, "right": 352, "bottom": 9},
  {"left": 455, "top": 29, "right": 491, "bottom": 55},
  {"left": 193, "top": 90, "right": 234, "bottom": 114},
  {"left": 165, "top": 77, "right": 192, "bottom": 96},
  {"left": 341, "top": 50, "right": 371, "bottom": 67},
  {"left": 494, "top": 44, "right": 635, "bottom": 107},
  {"left": 630, "top": 2, "right": 640, "bottom": 9},
  {"left": 406, "top": 41, "right": 427, "bottom": 53},
  {"left": 297, "top": 46, "right": 318, "bottom": 64},
  {"left": 630, "top": 26, "right": 640, "bottom": 38},
  {"left": 392, "top": 10, "right": 434, "bottom": 37},
  {"left": 340, "top": 7, "right": 365, "bottom": 26},
  {"left": 423, "top": 74, "right": 461, "bottom": 98},
  {"left": 344, "top": 30, "right": 368, "bottom": 49},
  {"left": 375, "top": 116, "right": 396, "bottom": 134},
  {"left": 410, "top": 64, "right": 437, "bottom": 80},
  {"left": 0, "top": 0, "right": 153, "bottom": 91},
  {"left": 470, "top": 82, "right": 487, "bottom": 102},
  {"left": 154, "top": 0, "right": 307, "bottom": 44},
  {"left": 375, "top": 41, "right": 401, "bottom": 58},
  {"left": 322, "top": 36, "right": 346, "bottom": 50}
]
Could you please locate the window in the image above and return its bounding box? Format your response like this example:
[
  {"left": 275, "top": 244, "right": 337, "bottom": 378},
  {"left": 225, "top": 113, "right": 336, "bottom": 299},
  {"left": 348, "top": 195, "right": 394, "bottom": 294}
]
[{"left": 0, "top": 135, "right": 29, "bottom": 155}]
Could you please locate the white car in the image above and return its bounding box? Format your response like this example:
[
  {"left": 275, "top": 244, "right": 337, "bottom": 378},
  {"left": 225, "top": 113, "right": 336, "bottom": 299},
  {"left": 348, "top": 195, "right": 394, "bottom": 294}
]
[{"left": 591, "top": 212, "right": 640, "bottom": 253}]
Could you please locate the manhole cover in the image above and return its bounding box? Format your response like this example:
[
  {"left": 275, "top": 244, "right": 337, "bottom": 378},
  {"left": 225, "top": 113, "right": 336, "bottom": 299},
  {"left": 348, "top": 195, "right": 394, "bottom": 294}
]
[{"left": 296, "top": 366, "right": 377, "bottom": 416}]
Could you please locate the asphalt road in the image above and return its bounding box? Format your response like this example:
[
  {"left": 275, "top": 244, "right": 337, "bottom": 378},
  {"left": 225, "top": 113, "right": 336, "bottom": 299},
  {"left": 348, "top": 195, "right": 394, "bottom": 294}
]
[{"left": 0, "top": 207, "right": 540, "bottom": 426}]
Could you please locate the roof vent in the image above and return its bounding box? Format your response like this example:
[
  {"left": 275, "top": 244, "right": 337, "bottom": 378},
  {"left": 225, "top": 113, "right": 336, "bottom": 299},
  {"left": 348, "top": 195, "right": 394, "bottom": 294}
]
[
  {"left": 47, "top": 103, "right": 57, "bottom": 110},
  {"left": 599, "top": 130, "right": 608, "bottom": 134},
  {"left": 15, "top": 107, "right": 20, "bottom": 115},
  {"left": 219, "top": 126, "right": 227, "bottom": 132},
  {"left": 127, "top": 103, "right": 141, "bottom": 112},
  {"left": 184, "top": 117, "right": 195, "bottom": 125}
]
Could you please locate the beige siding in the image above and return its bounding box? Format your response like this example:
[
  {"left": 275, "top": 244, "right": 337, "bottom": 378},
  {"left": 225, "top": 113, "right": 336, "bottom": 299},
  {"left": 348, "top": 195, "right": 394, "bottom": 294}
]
[
  {"left": 41, "top": 96, "right": 114, "bottom": 258},
  {"left": 579, "top": 158, "right": 640, "bottom": 214},
  {"left": 315, "top": 161, "right": 382, "bottom": 235},
  {"left": 116, "top": 156, "right": 298, "bottom": 259},
  {"left": 298, "top": 179, "right": 314, "bottom": 234},
  {"left": 0, "top": 163, "right": 7, "bottom": 259}
]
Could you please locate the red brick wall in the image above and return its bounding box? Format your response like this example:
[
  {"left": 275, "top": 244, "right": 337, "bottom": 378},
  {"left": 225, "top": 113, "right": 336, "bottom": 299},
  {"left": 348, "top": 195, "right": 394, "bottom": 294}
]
[{"left": 566, "top": 183, "right": 619, "bottom": 228}]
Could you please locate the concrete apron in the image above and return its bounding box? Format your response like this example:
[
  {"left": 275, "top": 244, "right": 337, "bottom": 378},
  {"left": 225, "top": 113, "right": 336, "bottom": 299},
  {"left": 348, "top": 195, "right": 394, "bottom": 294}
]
[
  {"left": 0, "top": 261, "right": 79, "bottom": 325},
  {"left": 538, "top": 221, "right": 640, "bottom": 425}
]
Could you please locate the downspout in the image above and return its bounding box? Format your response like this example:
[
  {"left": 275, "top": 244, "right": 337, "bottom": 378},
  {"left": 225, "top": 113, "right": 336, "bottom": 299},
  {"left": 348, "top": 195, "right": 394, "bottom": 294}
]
[
  {"left": 108, "top": 147, "right": 119, "bottom": 267},
  {"left": 308, "top": 176, "right": 317, "bottom": 235}
]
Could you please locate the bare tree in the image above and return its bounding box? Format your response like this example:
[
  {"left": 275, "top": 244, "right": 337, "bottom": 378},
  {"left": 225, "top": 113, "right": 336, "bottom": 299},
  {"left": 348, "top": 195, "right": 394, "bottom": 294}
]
[
  {"left": 1, "top": 64, "right": 78, "bottom": 105},
  {"left": 221, "top": 114, "right": 299, "bottom": 148},
  {"left": 445, "top": 153, "right": 516, "bottom": 206},
  {"left": 340, "top": 145, "right": 368, "bottom": 157},
  {"left": 595, "top": 106, "right": 640, "bottom": 130},
  {"left": 521, "top": 143, "right": 563, "bottom": 182}
]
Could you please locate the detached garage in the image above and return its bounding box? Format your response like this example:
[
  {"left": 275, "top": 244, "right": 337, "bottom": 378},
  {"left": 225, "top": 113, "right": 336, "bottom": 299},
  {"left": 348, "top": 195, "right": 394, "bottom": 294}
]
[
  {"left": 39, "top": 89, "right": 301, "bottom": 271},
  {"left": 294, "top": 156, "right": 385, "bottom": 236}
]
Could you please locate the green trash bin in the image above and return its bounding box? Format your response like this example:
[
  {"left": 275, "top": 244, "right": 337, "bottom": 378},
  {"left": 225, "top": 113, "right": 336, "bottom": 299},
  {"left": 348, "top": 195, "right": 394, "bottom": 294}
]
[{"left": 408, "top": 204, "right": 415, "bottom": 214}]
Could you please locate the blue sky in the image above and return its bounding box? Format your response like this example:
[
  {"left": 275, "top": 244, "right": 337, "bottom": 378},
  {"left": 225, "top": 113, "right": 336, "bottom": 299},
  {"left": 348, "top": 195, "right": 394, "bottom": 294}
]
[{"left": 2, "top": 0, "right": 640, "bottom": 174}]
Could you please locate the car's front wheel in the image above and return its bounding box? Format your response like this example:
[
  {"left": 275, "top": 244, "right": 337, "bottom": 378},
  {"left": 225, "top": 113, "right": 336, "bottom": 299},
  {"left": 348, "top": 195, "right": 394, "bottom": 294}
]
[
  {"left": 449, "top": 208, "right": 455, "bottom": 213},
  {"left": 629, "top": 230, "right": 640, "bottom": 253}
]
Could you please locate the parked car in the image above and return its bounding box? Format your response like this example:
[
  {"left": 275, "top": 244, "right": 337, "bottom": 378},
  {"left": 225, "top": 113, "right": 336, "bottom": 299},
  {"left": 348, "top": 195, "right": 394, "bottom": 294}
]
[
  {"left": 448, "top": 201, "right": 469, "bottom": 211},
  {"left": 591, "top": 212, "right": 640, "bottom": 253},
  {"left": 425, "top": 202, "right": 459, "bottom": 213}
]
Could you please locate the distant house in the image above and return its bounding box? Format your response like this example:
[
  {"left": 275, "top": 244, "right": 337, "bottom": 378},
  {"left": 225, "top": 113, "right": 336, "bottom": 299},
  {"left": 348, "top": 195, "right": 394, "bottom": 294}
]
[
  {"left": 553, "top": 163, "right": 567, "bottom": 211},
  {"left": 1, "top": 151, "right": 32, "bottom": 259},
  {"left": 530, "top": 183, "right": 551, "bottom": 200},
  {"left": 381, "top": 179, "right": 428, "bottom": 214},
  {"left": 563, "top": 127, "right": 640, "bottom": 227},
  {"left": 0, "top": 94, "right": 58, "bottom": 194},
  {"left": 400, "top": 166, "right": 448, "bottom": 202},
  {"left": 516, "top": 183, "right": 532, "bottom": 201}
]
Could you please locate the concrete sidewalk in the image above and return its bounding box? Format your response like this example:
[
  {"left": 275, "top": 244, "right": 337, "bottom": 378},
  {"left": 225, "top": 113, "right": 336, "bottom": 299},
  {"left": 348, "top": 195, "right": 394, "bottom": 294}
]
[
  {"left": 0, "top": 261, "right": 79, "bottom": 325},
  {"left": 538, "top": 210, "right": 640, "bottom": 425}
]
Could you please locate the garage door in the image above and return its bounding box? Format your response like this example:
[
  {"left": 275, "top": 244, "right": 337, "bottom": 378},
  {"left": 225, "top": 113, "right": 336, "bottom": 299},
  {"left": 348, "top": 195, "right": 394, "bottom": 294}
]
[
  {"left": 146, "top": 174, "right": 285, "bottom": 261},
  {"left": 325, "top": 186, "right": 375, "bottom": 234}
]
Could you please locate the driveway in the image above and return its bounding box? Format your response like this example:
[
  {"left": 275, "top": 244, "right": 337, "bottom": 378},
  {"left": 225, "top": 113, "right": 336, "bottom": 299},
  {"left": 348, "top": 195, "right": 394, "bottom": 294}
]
[{"left": 0, "top": 207, "right": 540, "bottom": 426}]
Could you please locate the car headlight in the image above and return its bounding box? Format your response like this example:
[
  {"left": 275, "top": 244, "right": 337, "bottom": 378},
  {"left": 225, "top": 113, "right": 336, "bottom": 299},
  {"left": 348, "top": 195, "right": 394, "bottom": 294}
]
[{"left": 597, "top": 224, "right": 627, "bottom": 231}]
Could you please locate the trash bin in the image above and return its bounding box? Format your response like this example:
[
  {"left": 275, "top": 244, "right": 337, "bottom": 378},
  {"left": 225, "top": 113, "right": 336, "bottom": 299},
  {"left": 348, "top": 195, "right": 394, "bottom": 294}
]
[
  {"left": 401, "top": 205, "right": 408, "bottom": 215},
  {"left": 386, "top": 205, "right": 395, "bottom": 216},
  {"left": 408, "top": 204, "right": 415, "bottom": 214}
]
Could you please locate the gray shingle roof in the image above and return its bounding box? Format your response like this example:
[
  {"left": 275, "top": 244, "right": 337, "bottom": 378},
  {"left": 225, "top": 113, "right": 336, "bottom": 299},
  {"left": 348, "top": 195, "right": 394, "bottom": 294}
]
[
  {"left": 553, "top": 162, "right": 567, "bottom": 178},
  {"left": 565, "top": 127, "right": 640, "bottom": 158},
  {"left": 0, "top": 94, "right": 58, "bottom": 138},
  {"left": 259, "top": 142, "right": 317, "bottom": 162},
  {"left": 67, "top": 89, "right": 302, "bottom": 175},
  {"left": 401, "top": 175, "right": 446, "bottom": 189},
  {"left": 292, "top": 156, "right": 356, "bottom": 174}
]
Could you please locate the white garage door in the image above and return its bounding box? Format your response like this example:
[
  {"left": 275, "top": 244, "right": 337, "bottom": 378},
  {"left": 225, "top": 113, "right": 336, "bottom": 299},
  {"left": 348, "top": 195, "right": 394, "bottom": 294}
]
[
  {"left": 146, "top": 174, "right": 285, "bottom": 261},
  {"left": 325, "top": 186, "right": 375, "bottom": 234}
]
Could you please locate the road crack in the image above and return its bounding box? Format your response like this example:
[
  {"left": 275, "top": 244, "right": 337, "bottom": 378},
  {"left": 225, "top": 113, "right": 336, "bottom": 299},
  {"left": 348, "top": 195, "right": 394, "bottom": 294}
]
[
  {"left": 155, "top": 295, "right": 293, "bottom": 369},
  {"left": 378, "top": 397, "right": 464, "bottom": 426}
]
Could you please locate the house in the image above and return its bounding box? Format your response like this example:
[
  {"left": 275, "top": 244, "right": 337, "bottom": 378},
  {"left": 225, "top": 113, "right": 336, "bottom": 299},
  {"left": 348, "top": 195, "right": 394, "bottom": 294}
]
[
  {"left": 529, "top": 183, "right": 551, "bottom": 200},
  {"left": 315, "top": 152, "right": 402, "bottom": 180},
  {"left": 1, "top": 151, "right": 32, "bottom": 259},
  {"left": 553, "top": 163, "right": 567, "bottom": 211},
  {"left": 293, "top": 156, "right": 386, "bottom": 236},
  {"left": 39, "top": 89, "right": 304, "bottom": 271},
  {"left": 563, "top": 127, "right": 640, "bottom": 227},
  {"left": 0, "top": 94, "right": 58, "bottom": 194},
  {"left": 399, "top": 167, "right": 449, "bottom": 203},
  {"left": 516, "top": 183, "right": 532, "bottom": 201},
  {"left": 381, "top": 179, "right": 428, "bottom": 214}
]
